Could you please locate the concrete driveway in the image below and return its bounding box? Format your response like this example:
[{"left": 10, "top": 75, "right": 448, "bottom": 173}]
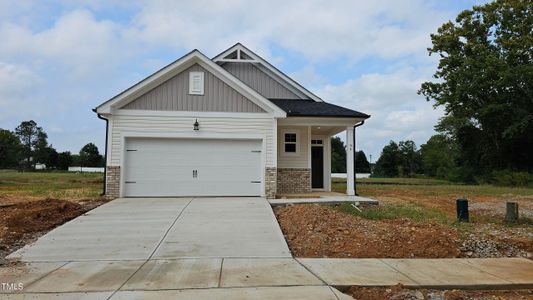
[
  {"left": 4, "top": 197, "right": 533, "bottom": 299},
  {"left": 9, "top": 197, "right": 291, "bottom": 261}
]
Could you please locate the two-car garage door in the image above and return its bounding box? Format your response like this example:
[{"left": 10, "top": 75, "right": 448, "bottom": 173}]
[{"left": 123, "top": 138, "right": 262, "bottom": 197}]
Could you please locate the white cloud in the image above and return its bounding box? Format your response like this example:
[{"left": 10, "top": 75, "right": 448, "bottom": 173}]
[
  {"left": 0, "top": 9, "right": 131, "bottom": 78},
  {"left": 0, "top": 1, "right": 477, "bottom": 155},
  {"left": 318, "top": 66, "right": 445, "bottom": 157},
  {"left": 126, "top": 0, "right": 451, "bottom": 62}
]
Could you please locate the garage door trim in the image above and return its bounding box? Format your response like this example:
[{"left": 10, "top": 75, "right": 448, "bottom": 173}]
[{"left": 119, "top": 131, "right": 267, "bottom": 197}]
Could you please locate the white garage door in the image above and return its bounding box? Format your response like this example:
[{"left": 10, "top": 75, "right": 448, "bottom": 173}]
[{"left": 124, "top": 138, "right": 262, "bottom": 197}]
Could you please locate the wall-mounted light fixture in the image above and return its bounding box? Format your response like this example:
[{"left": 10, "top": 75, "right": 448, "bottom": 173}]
[{"left": 193, "top": 119, "right": 199, "bottom": 131}]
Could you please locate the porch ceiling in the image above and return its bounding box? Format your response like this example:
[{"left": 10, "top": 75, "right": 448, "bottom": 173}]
[{"left": 310, "top": 125, "right": 346, "bottom": 136}]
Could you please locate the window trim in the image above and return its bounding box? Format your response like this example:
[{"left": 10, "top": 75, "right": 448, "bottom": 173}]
[
  {"left": 281, "top": 129, "right": 300, "bottom": 156},
  {"left": 189, "top": 71, "right": 205, "bottom": 95}
]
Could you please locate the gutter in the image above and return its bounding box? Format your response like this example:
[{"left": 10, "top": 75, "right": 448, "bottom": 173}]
[
  {"left": 93, "top": 108, "right": 108, "bottom": 197},
  {"left": 353, "top": 120, "right": 365, "bottom": 196}
]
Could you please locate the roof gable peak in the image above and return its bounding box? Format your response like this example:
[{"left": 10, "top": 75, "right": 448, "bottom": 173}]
[{"left": 213, "top": 43, "right": 323, "bottom": 102}]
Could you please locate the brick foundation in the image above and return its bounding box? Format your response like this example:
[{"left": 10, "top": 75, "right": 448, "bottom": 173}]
[
  {"left": 276, "top": 168, "right": 311, "bottom": 194},
  {"left": 265, "top": 167, "right": 277, "bottom": 199},
  {"left": 106, "top": 166, "right": 120, "bottom": 199}
]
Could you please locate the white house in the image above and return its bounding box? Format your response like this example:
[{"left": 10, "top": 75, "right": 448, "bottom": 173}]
[{"left": 94, "top": 43, "right": 369, "bottom": 199}]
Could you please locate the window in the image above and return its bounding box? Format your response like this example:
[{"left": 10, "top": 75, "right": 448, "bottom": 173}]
[
  {"left": 284, "top": 133, "right": 297, "bottom": 153},
  {"left": 189, "top": 72, "right": 204, "bottom": 95},
  {"left": 311, "top": 139, "right": 323, "bottom": 145}
]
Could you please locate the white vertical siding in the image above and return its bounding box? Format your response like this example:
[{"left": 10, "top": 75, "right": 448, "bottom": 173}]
[{"left": 109, "top": 115, "right": 275, "bottom": 167}]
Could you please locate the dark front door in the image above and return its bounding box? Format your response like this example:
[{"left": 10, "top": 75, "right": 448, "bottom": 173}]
[{"left": 311, "top": 146, "right": 324, "bottom": 188}]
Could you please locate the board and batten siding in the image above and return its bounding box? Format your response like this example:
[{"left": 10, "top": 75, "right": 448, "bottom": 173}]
[
  {"left": 222, "top": 62, "right": 301, "bottom": 100},
  {"left": 122, "top": 64, "right": 265, "bottom": 113},
  {"left": 109, "top": 115, "right": 275, "bottom": 167},
  {"left": 277, "top": 126, "right": 309, "bottom": 169}
]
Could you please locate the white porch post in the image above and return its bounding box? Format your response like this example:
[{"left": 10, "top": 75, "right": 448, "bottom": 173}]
[{"left": 346, "top": 126, "right": 355, "bottom": 195}]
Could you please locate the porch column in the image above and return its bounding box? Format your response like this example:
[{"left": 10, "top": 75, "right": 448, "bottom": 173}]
[{"left": 346, "top": 126, "right": 355, "bottom": 195}]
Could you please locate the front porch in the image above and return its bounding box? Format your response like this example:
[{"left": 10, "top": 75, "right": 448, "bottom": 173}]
[
  {"left": 267, "top": 116, "right": 364, "bottom": 198},
  {"left": 269, "top": 191, "right": 378, "bottom": 206}
]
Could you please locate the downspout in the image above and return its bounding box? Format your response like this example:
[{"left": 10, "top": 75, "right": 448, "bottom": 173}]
[
  {"left": 353, "top": 120, "right": 365, "bottom": 196},
  {"left": 93, "top": 108, "right": 108, "bottom": 197}
]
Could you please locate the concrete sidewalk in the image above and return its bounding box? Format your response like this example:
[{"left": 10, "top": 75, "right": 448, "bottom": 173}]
[
  {"left": 299, "top": 257, "right": 533, "bottom": 290},
  {"left": 2, "top": 257, "right": 532, "bottom": 298}
]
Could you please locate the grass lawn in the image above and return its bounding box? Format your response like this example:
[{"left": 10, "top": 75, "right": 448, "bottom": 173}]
[
  {"left": 333, "top": 176, "right": 533, "bottom": 227},
  {"left": 333, "top": 177, "right": 533, "bottom": 198},
  {"left": 0, "top": 170, "right": 104, "bottom": 204}
]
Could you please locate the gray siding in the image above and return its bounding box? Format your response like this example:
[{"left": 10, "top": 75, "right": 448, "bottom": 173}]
[
  {"left": 222, "top": 62, "right": 301, "bottom": 99},
  {"left": 121, "top": 64, "right": 265, "bottom": 113}
]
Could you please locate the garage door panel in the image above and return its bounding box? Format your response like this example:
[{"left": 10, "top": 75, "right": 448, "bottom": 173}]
[{"left": 124, "top": 138, "right": 262, "bottom": 197}]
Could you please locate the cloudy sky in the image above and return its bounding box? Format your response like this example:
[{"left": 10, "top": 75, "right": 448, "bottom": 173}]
[{"left": 0, "top": 0, "right": 489, "bottom": 161}]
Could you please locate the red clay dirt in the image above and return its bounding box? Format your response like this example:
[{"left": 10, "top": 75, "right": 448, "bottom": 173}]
[
  {"left": 275, "top": 204, "right": 461, "bottom": 258},
  {"left": 346, "top": 284, "right": 533, "bottom": 300},
  {"left": 0, "top": 198, "right": 107, "bottom": 263}
]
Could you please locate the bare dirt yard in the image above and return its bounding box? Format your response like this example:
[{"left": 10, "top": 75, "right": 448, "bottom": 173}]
[
  {"left": 275, "top": 178, "right": 533, "bottom": 299},
  {"left": 275, "top": 178, "right": 532, "bottom": 259},
  {"left": 346, "top": 284, "right": 533, "bottom": 300},
  {"left": 0, "top": 171, "right": 107, "bottom": 263}
]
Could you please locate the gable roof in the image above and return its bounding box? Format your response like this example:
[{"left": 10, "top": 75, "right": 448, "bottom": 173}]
[
  {"left": 212, "top": 43, "right": 323, "bottom": 102},
  {"left": 94, "top": 50, "right": 286, "bottom": 117},
  {"left": 268, "top": 99, "right": 370, "bottom": 119}
]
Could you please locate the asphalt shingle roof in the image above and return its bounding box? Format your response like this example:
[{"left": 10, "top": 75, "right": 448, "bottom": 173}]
[{"left": 268, "top": 99, "right": 370, "bottom": 118}]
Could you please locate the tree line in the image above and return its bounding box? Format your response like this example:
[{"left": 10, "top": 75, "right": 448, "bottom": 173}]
[
  {"left": 330, "top": 136, "right": 371, "bottom": 174},
  {"left": 0, "top": 120, "right": 104, "bottom": 170}
]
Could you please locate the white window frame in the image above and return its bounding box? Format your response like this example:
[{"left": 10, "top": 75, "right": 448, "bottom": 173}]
[
  {"left": 189, "top": 71, "right": 204, "bottom": 95},
  {"left": 281, "top": 129, "right": 300, "bottom": 156}
]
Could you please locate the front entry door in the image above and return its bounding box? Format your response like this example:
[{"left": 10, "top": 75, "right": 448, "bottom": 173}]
[{"left": 311, "top": 146, "right": 324, "bottom": 188}]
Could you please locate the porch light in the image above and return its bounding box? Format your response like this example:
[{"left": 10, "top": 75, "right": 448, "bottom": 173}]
[{"left": 193, "top": 119, "right": 199, "bottom": 131}]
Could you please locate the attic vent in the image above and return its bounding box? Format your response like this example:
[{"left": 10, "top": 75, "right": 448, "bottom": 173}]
[
  {"left": 189, "top": 71, "right": 204, "bottom": 95},
  {"left": 223, "top": 50, "right": 238, "bottom": 59}
]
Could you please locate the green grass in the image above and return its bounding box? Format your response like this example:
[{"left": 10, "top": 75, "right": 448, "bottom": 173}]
[
  {"left": 0, "top": 170, "right": 104, "bottom": 200},
  {"left": 332, "top": 177, "right": 533, "bottom": 197},
  {"left": 337, "top": 203, "right": 451, "bottom": 224},
  {"left": 356, "top": 177, "right": 451, "bottom": 185}
]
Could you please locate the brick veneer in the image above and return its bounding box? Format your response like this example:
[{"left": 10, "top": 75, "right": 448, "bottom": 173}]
[
  {"left": 106, "top": 166, "right": 120, "bottom": 199},
  {"left": 265, "top": 167, "right": 277, "bottom": 199},
  {"left": 277, "top": 168, "right": 311, "bottom": 194}
]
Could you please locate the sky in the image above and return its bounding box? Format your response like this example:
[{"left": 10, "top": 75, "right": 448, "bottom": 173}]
[{"left": 0, "top": 0, "right": 490, "bottom": 162}]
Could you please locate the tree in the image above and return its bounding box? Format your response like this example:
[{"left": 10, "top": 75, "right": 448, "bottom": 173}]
[
  {"left": 398, "top": 140, "right": 421, "bottom": 177},
  {"left": 14, "top": 120, "right": 47, "bottom": 169},
  {"left": 0, "top": 129, "right": 22, "bottom": 168},
  {"left": 57, "top": 151, "right": 73, "bottom": 170},
  {"left": 79, "top": 143, "right": 103, "bottom": 167},
  {"left": 41, "top": 146, "right": 59, "bottom": 169},
  {"left": 419, "top": 0, "right": 533, "bottom": 174},
  {"left": 355, "top": 151, "right": 371, "bottom": 173},
  {"left": 373, "top": 141, "right": 401, "bottom": 177},
  {"left": 33, "top": 131, "right": 50, "bottom": 166},
  {"left": 331, "top": 136, "right": 346, "bottom": 173},
  {"left": 71, "top": 154, "right": 80, "bottom": 166},
  {"left": 420, "top": 134, "right": 458, "bottom": 178}
]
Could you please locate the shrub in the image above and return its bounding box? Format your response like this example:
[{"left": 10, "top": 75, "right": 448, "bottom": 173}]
[{"left": 490, "top": 170, "right": 532, "bottom": 187}]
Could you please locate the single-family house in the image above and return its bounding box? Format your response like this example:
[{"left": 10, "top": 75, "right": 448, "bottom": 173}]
[{"left": 94, "top": 43, "right": 369, "bottom": 199}]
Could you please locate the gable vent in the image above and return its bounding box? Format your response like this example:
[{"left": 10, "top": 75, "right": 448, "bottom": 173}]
[{"left": 189, "top": 71, "right": 204, "bottom": 95}]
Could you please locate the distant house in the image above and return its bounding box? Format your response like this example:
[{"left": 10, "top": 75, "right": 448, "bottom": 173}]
[
  {"left": 34, "top": 163, "right": 46, "bottom": 170},
  {"left": 94, "top": 43, "right": 369, "bottom": 199}
]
